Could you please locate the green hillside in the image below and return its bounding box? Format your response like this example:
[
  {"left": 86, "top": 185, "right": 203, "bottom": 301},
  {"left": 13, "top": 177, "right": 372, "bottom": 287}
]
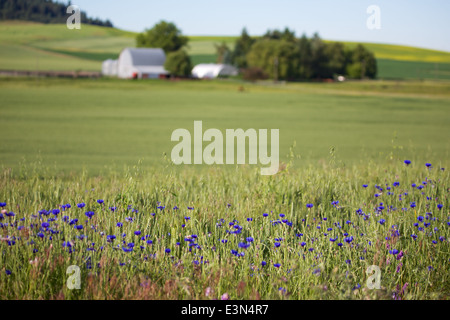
[{"left": 1, "top": 21, "right": 450, "bottom": 79}]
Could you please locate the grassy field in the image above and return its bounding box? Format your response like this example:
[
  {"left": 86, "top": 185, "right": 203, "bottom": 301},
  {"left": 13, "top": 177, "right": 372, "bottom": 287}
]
[
  {"left": 0, "top": 76, "right": 449, "bottom": 301},
  {"left": 0, "top": 78, "right": 449, "bottom": 174},
  {"left": 0, "top": 157, "right": 449, "bottom": 299},
  {"left": 1, "top": 21, "right": 450, "bottom": 80}
]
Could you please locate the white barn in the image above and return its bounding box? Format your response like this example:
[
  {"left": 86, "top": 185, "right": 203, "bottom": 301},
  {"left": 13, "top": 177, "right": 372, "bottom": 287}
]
[
  {"left": 116, "top": 48, "right": 169, "bottom": 79},
  {"left": 102, "top": 59, "right": 118, "bottom": 77},
  {"left": 191, "top": 63, "right": 238, "bottom": 79}
]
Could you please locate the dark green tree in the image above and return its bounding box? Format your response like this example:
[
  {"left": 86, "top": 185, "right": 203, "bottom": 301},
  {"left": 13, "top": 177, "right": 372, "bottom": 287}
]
[
  {"left": 214, "top": 41, "right": 232, "bottom": 64},
  {"left": 324, "top": 42, "right": 348, "bottom": 76},
  {"left": 0, "top": 0, "right": 113, "bottom": 26},
  {"left": 346, "top": 44, "right": 377, "bottom": 79},
  {"left": 296, "top": 33, "right": 313, "bottom": 79},
  {"left": 263, "top": 27, "right": 296, "bottom": 42},
  {"left": 164, "top": 49, "right": 192, "bottom": 77},
  {"left": 230, "top": 28, "right": 255, "bottom": 68},
  {"left": 136, "top": 20, "right": 188, "bottom": 54},
  {"left": 246, "top": 39, "right": 299, "bottom": 80},
  {"left": 309, "top": 33, "right": 329, "bottom": 78}
]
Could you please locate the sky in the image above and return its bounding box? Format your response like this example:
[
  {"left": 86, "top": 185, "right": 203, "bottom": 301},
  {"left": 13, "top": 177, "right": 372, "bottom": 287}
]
[{"left": 71, "top": 0, "right": 450, "bottom": 52}]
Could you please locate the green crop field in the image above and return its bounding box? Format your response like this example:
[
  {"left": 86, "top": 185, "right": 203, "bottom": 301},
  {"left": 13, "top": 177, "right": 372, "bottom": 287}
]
[{"left": 0, "top": 78, "right": 449, "bottom": 174}]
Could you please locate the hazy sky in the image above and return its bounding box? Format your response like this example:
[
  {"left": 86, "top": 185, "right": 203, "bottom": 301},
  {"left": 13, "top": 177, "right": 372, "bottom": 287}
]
[{"left": 71, "top": 0, "right": 450, "bottom": 52}]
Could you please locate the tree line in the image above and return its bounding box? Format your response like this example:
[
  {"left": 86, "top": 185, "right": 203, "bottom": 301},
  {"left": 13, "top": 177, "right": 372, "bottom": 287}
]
[
  {"left": 0, "top": 0, "right": 113, "bottom": 27},
  {"left": 137, "top": 21, "right": 377, "bottom": 80},
  {"left": 221, "top": 28, "right": 377, "bottom": 80}
]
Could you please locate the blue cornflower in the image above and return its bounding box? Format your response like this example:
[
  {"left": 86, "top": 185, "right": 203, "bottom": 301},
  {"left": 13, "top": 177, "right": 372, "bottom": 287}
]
[
  {"left": 404, "top": 160, "right": 411, "bottom": 165},
  {"left": 239, "top": 242, "right": 250, "bottom": 249},
  {"left": 306, "top": 204, "right": 314, "bottom": 208},
  {"left": 85, "top": 211, "right": 95, "bottom": 219},
  {"left": 97, "top": 199, "right": 104, "bottom": 204},
  {"left": 77, "top": 203, "right": 85, "bottom": 208}
]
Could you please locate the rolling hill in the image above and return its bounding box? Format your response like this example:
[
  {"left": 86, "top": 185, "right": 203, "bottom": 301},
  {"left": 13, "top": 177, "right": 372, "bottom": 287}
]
[{"left": 1, "top": 21, "right": 450, "bottom": 80}]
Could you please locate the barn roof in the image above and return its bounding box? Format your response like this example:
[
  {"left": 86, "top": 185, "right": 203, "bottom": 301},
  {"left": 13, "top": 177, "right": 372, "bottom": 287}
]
[{"left": 120, "top": 48, "right": 166, "bottom": 66}]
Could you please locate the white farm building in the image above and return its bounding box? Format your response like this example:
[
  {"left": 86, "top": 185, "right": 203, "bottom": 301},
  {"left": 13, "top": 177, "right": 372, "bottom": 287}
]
[
  {"left": 102, "top": 48, "right": 169, "bottom": 79},
  {"left": 191, "top": 63, "right": 238, "bottom": 79},
  {"left": 102, "top": 59, "right": 118, "bottom": 77}
]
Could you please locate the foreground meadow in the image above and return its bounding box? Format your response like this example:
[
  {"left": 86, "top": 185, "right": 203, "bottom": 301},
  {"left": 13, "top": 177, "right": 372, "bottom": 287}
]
[{"left": 0, "top": 159, "right": 449, "bottom": 300}]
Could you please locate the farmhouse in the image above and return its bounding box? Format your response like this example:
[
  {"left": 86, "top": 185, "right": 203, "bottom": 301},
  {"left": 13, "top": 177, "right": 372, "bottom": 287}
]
[
  {"left": 116, "top": 48, "right": 169, "bottom": 79},
  {"left": 191, "top": 63, "right": 238, "bottom": 79}
]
